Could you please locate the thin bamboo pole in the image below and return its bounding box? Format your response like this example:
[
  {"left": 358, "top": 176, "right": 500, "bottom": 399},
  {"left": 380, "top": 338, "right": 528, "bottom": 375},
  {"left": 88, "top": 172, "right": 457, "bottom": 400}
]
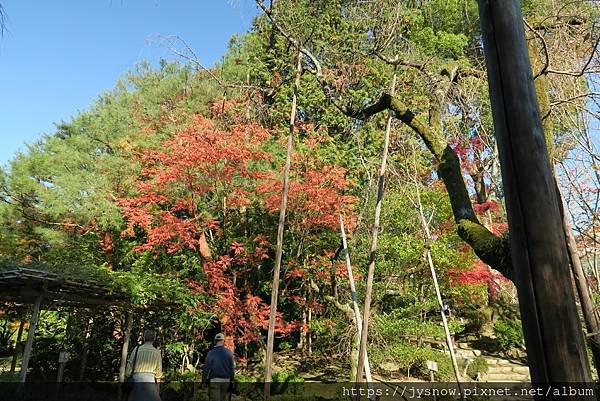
[
  {"left": 339, "top": 215, "right": 373, "bottom": 383},
  {"left": 356, "top": 70, "right": 397, "bottom": 388},
  {"left": 264, "top": 52, "right": 302, "bottom": 399},
  {"left": 410, "top": 147, "right": 463, "bottom": 396}
]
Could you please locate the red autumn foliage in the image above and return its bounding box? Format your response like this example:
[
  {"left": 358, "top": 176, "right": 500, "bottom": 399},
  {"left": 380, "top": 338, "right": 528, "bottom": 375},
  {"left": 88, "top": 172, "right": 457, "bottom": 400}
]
[
  {"left": 449, "top": 260, "right": 508, "bottom": 300},
  {"left": 473, "top": 199, "right": 500, "bottom": 215},
  {"left": 258, "top": 159, "right": 357, "bottom": 232},
  {"left": 119, "top": 113, "right": 357, "bottom": 343}
]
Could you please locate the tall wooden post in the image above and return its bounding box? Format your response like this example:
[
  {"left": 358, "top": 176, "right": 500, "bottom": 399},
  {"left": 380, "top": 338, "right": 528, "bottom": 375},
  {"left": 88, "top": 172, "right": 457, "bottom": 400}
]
[
  {"left": 20, "top": 292, "right": 44, "bottom": 383},
  {"left": 79, "top": 317, "right": 94, "bottom": 381},
  {"left": 477, "top": 0, "right": 592, "bottom": 389},
  {"left": 56, "top": 312, "right": 72, "bottom": 384},
  {"left": 10, "top": 319, "right": 25, "bottom": 373},
  {"left": 119, "top": 311, "right": 134, "bottom": 382},
  {"left": 557, "top": 181, "right": 600, "bottom": 373}
]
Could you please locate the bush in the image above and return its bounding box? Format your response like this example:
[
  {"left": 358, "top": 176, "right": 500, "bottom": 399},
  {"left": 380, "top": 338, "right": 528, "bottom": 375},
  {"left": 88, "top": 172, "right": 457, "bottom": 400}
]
[
  {"left": 466, "top": 356, "right": 488, "bottom": 380},
  {"left": 371, "top": 340, "right": 455, "bottom": 381},
  {"left": 0, "top": 371, "right": 19, "bottom": 382},
  {"left": 272, "top": 369, "right": 304, "bottom": 395},
  {"left": 460, "top": 307, "right": 491, "bottom": 334},
  {"left": 279, "top": 341, "right": 292, "bottom": 351},
  {"left": 375, "top": 314, "right": 464, "bottom": 341},
  {"left": 493, "top": 318, "right": 524, "bottom": 351}
]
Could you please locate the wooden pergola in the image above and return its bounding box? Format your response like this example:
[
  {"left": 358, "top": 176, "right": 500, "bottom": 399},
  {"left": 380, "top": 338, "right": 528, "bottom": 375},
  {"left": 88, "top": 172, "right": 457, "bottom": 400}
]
[
  {"left": 0, "top": 267, "right": 129, "bottom": 307},
  {"left": 0, "top": 267, "right": 130, "bottom": 383}
]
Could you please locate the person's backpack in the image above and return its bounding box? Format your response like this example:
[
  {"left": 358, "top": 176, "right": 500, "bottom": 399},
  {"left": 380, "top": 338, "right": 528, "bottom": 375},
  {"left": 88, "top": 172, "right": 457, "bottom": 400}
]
[{"left": 122, "top": 346, "right": 139, "bottom": 398}]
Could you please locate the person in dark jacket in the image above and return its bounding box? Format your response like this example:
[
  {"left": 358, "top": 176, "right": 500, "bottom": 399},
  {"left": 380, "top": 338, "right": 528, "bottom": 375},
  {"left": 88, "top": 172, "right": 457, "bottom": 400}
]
[{"left": 202, "top": 333, "right": 235, "bottom": 401}]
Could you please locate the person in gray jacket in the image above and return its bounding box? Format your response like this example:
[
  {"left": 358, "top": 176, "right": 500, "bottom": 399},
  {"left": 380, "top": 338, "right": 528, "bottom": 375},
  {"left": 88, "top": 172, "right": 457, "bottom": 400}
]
[{"left": 202, "top": 333, "right": 235, "bottom": 401}]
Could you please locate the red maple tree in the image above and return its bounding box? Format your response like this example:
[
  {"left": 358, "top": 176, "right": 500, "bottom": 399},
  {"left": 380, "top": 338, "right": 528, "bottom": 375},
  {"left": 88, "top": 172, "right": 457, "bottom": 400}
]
[{"left": 120, "top": 113, "right": 357, "bottom": 343}]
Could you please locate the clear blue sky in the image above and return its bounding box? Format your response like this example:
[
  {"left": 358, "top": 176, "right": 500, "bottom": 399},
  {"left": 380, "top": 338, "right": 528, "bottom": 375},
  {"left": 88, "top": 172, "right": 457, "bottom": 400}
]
[{"left": 0, "top": 0, "right": 258, "bottom": 166}]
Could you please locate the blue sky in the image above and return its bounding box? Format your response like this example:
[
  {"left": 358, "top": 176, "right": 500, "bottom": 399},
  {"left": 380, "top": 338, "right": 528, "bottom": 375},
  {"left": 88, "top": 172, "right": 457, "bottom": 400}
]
[{"left": 0, "top": 0, "right": 258, "bottom": 166}]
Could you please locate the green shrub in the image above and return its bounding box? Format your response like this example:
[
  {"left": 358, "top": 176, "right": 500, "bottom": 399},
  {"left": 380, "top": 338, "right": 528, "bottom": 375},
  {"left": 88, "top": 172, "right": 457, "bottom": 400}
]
[
  {"left": 371, "top": 340, "right": 455, "bottom": 381},
  {"left": 460, "top": 307, "right": 491, "bottom": 334},
  {"left": 272, "top": 369, "right": 304, "bottom": 395},
  {"left": 279, "top": 341, "right": 292, "bottom": 351},
  {"left": 466, "top": 356, "right": 489, "bottom": 380},
  {"left": 375, "top": 314, "right": 464, "bottom": 341},
  {"left": 0, "top": 371, "right": 19, "bottom": 382},
  {"left": 235, "top": 373, "right": 256, "bottom": 382},
  {"left": 493, "top": 318, "right": 524, "bottom": 351}
]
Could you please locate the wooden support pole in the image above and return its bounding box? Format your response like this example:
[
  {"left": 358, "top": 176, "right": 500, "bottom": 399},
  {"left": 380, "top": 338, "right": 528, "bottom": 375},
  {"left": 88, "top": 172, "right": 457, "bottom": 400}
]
[
  {"left": 408, "top": 145, "right": 463, "bottom": 396},
  {"left": 56, "top": 312, "right": 72, "bottom": 384},
  {"left": 264, "top": 52, "right": 302, "bottom": 399},
  {"left": 557, "top": 180, "right": 600, "bottom": 373},
  {"left": 119, "top": 311, "right": 134, "bottom": 382},
  {"left": 10, "top": 319, "right": 25, "bottom": 374},
  {"left": 424, "top": 237, "right": 464, "bottom": 394},
  {"left": 56, "top": 355, "right": 67, "bottom": 384},
  {"left": 477, "top": 0, "right": 592, "bottom": 388},
  {"left": 79, "top": 317, "right": 94, "bottom": 381},
  {"left": 20, "top": 292, "right": 44, "bottom": 383},
  {"left": 339, "top": 215, "right": 373, "bottom": 383},
  {"left": 356, "top": 70, "right": 397, "bottom": 389}
]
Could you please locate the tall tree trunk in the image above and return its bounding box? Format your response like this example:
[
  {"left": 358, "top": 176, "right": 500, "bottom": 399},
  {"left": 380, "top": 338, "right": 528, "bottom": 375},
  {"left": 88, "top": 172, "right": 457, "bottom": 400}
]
[
  {"left": 264, "top": 52, "right": 302, "bottom": 399},
  {"left": 477, "top": 0, "right": 592, "bottom": 390},
  {"left": 356, "top": 70, "right": 397, "bottom": 390}
]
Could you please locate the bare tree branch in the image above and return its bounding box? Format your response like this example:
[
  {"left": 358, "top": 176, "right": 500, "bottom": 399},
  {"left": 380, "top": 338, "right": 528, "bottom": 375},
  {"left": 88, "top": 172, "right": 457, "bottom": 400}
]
[{"left": 155, "top": 34, "right": 269, "bottom": 92}]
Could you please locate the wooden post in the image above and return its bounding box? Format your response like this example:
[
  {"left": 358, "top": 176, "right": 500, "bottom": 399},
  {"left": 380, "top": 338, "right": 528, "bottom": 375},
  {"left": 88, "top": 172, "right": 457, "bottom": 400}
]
[
  {"left": 20, "top": 292, "right": 44, "bottom": 383},
  {"left": 56, "top": 350, "right": 70, "bottom": 383},
  {"left": 477, "top": 0, "right": 592, "bottom": 388},
  {"left": 10, "top": 319, "right": 25, "bottom": 373},
  {"left": 56, "top": 312, "right": 72, "bottom": 384},
  {"left": 79, "top": 317, "right": 94, "bottom": 381},
  {"left": 339, "top": 215, "right": 373, "bottom": 383},
  {"left": 264, "top": 52, "right": 302, "bottom": 399},
  {"left": 557, "top": 180, "right": 600, "bottom": 373},
  {"left": 119, "top": 311, "right": 134, "bottom": 382},
  {"left": 307, "top": 285, "right": 312, "bottom": 356}
]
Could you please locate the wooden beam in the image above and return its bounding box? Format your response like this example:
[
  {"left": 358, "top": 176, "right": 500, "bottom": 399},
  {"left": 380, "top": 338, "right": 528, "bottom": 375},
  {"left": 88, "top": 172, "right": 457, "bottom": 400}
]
[
  {"left": 78, "top": 317, "right": 94, "bottom": 381},
  {"left": 118, "top": 311, "right": 134, "bottom": 382},
  {"left": 477, "top": 0, "right": 592, "bottom": 388},
  {"left": 10, "top": 319, "right": 25, "bottom": 373},
  {"left": 19, "top": 291, "right": 44, "bottom": 383}
]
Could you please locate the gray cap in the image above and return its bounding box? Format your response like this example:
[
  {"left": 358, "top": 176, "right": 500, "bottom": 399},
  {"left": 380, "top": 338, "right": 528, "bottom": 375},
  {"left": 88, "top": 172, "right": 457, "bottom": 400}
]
[{"left": 214, "top": 333, "right": 225, "bottom": 341}]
